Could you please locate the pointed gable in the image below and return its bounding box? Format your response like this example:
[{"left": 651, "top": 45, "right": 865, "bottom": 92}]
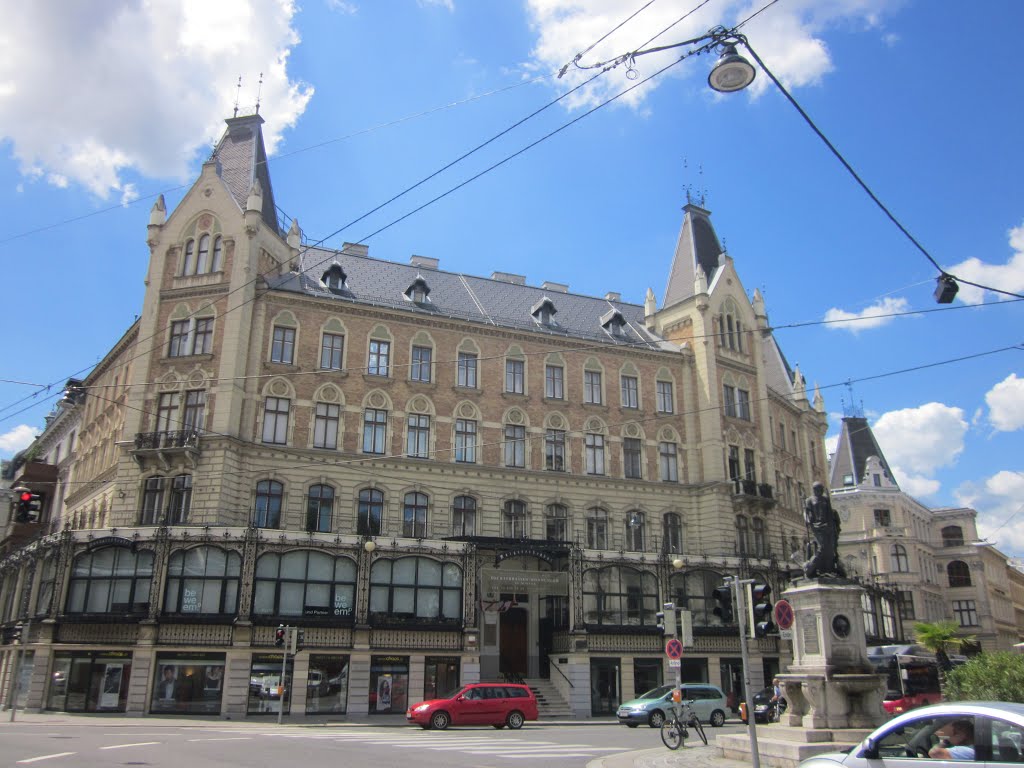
[
  {"left": 829, "top": 416, "right": 900, "bottom": 491},
  {"left": 211, "top": 113, "right": 279, "bottom": 233},
  {"left": 663, "top": 203, "right": 724, "bottom": 309}
]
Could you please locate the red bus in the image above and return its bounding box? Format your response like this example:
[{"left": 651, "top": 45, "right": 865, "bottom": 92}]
[{"left": 869, "top": 645, "right": 942, "bottom": 715}]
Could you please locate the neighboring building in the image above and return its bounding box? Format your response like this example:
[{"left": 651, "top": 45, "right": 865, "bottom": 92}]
[
  {"left": 830, "top": 414, "right": 1018, "bottom": 652},
  {"left": 0, "top": 112, "right": 829, "bottom": 718}
]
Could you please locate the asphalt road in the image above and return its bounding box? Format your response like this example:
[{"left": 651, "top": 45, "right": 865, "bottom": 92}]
[{"left": 0, "top": 718, "right": 750, "bottom": 767}]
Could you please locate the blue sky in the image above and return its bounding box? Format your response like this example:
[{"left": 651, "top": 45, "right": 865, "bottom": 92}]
[{"left": 1, "top": 1, "right": 1022, "bottom": 552}]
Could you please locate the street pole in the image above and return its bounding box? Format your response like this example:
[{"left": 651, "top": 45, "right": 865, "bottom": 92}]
[
  {"left": 277, "top": 627, "right": 289, "bottom": 726},
  {"left": 732, "top": 577, "right": 760, "bottom": 768}
]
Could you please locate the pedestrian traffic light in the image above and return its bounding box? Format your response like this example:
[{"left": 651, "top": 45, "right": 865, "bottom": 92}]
[
  {"left": 656, "top": 602, "right": 677, "bottom": 636},
  {"left": 712, "top": 584, "right": 734, "bottom": 624},
  {"left": 295, "top": 627, "right": 305, "bottom": 651},
  {"left": 750, "top": 584, "right": 775, "bottom": 638},
  {"left": 275, "top": 624, "right": 286, "bottom": 648},
  {"left": 14, "top": 488, "right": 42, "bottom": 523}
]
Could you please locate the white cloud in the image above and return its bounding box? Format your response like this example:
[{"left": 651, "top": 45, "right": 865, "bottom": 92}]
[
  {"left": 872, "top": 403, "right": 967, "bottom": 492},
  {"left": 523, "top": 0, "right": 894, "bottom": 110},
  {"left": 956, "top": 471, "right": 1024, "bottom": 555},
  {"left": 0, "top": 1, "right": 313, "bottom": 199},
  {"left": 822, "top": 296, "right": 910, "bottom": 332},
  {"left": 986, "top": 373, "right": 1024, "bottom": 432},
  {"left": 944, "top": 221, "right": 1024, "bottom": 304},
  {"left": 0, "top": 425, "right": 41, "bottom": 455},
  {"left": 326, "top": 0, "right": 358, "bottom": 13},
  {"left": 418, "top": 0, "right": 454, "bottom": 10}
]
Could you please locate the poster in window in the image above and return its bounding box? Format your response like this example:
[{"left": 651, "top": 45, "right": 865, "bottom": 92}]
[{"left": 376, "top": 675, "right": 392, "bottom": 712}]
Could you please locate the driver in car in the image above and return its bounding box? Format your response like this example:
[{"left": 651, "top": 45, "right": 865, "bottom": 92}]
[{"left": 928, "top": 719, "right": 975, "bottom": 760}]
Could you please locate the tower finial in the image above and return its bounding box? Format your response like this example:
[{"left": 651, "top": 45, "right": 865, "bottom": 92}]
[
  {"left": 233, "top": 75, "right": 242, "bottom": 118},
  {"left": 255, "top": 72, "right": 264, "bottom": 114}
]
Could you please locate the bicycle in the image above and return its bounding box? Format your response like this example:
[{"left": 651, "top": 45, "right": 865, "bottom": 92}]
[{"left": 660, "top": 698, "right": 708, "bottom": 750}]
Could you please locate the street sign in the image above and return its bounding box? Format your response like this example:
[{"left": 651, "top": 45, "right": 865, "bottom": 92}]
[
  {"left": 779, "top": 628, "right": 793, "bottom": 641},
  {"left": 668, "top": 659, "right": 681, "bottom": 668},
  {"left": 774, "top": 599, "right": 795, "bottom": 631},
  {"left": 665, "top": 638, "right": 684, "bottom": 659}
]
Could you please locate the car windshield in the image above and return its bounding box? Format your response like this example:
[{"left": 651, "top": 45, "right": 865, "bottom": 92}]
[{"left": 639, "top": 685, "right": 673, "bottom": 700}]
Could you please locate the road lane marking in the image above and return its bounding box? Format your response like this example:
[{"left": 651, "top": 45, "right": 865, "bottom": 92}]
[
  {"left": 99, "top": 742, "right": 161, "bottom": 750},
  {"left": 187, "top": 737, "right": 252, "bottom": 742},
  {"left": 16, "top": 753, "right": 77, "bottom": 764}
]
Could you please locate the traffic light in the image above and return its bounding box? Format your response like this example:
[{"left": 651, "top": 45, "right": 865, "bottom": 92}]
[
  {"left": 655, "top": 602, "right": 677, "bottom": 636},
  {"left": 712, "top": 584, "right": 734, "bottom": 624},
  {"left": 275, "top": 624, "right": 286, "bottom": 648},
  {"left": 750, "top": 584, "right": 775, "bottom": 638},
  {"left": 295, "top": 627, "right": 305, "bottom": 652},
  {"left": 14, "top": 488, "right": 43, "bottom": 523}
]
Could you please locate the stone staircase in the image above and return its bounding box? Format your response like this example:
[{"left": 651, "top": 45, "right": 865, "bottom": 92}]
[{"left": 523, "top": 677, "right": 573, "bottom": 719}]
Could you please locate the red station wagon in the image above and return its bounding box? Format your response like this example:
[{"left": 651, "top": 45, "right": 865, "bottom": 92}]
[{"left": 406, "top": 682, "right": 539, "bottom": 730}]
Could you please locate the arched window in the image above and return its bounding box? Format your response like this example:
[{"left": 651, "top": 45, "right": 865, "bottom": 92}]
[
  {"left": 196, "top": 234, "right": 211, "bottom": 273},
  {"left": 587, "top": 507, "right": 608, "bottom": 550},
  {"left": 736, "top": 515, "right": 750, "bottom": 555},
  {"left": 582, "top": 565, "right": 658, "bottom": 627},
  {"left": 253, "top": 550, "right": 356, "bottom": 620},
  {"left": 891, "top": 544, "right": 910, "bottom": 573},
  {"left": 947, "top": 560, "right": 972, "bottom": 588},
  {"left": 168, "top": 474, "right": 192, "bottom": 525},
  {"left": 452, "top": 496, "right": 476, "bottom": 537},
  {"left": 546, "top": 504, "right": 568, "bottom": 541},
  {"left": 210, "top": 235, "right": 223, "bottom": 272},
  {"left": 164, "top": 547, "right": 241, "bottom": 615},
  {"left": 625, "top": 510, "right": 645, "bottom": 551},
  {"left": 752, "top": 517, "right": 766, "bottom": 557},
  {"left": 369, "top": 557, "right": 462, "bottom": 624},
  {"left": 942, "top": 526, "right": 965, "bottom": 547},
  {"left": 66, "top": 547, "right": 154, "bottom": 614},
  {"left": 669, "top": 569, "right": 727, "bottom": 626},
  {"left": 358, "top": 488, "right": 383, "bottom": 536},
  {"left": 403, "top": 492, "right": 429, "bottom": 538},
  {"left": 254, "top": 480, "right": 283, "bottom": 529},
  {"left": 663, "top": 513, "right": 682, "bottom": 554},
  {"left": 183, "top": 239, "right": 196, "bottom": 275},
  {"left": 502, "top": 500, "right": 527, "bottom": 539},
  {"left": 306, "top": 484, "right": 334, "bottom": 533}
]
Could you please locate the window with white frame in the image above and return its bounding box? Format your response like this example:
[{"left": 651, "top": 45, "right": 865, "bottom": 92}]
[
  {"left": 313, "top": 402, "right": 340, "bottom": 449},
  {"left": 306, "top": 484, "right": 334, "bottom": 532},
  {"left": 663, "top": 513, "right": 682, "bottom": 554},
  {"left": 623, "top": 437, "right": 642, "bottom": 479},
  {"left": 585, "top": 433, "right": 605, "bottom": 475},
  {"left": 452, "top": 495, "right": 476, "bottom": 536},
  {"left": 737, "top": 388, "right": 751, "bottom": 420},
  {"left": 454, "top": 419, "right": 477, "bottom": 463},
  {"left": 169, "top": 320, "right": 190, "bottom": 357},
  {"left": 625, "top": 511, "right": 645, "bottom": 551},
  {"left": 403, "top": 492, "right": 429, "bottom": 538},
  {"left": 505, "top": 359, "right": 525, "bottom": 394},
  {"left": 545, "top": 365, "right": 564, "bottom": 399},
  {"left": 587, "top": 507, "right": 608, "bottom": 549},
  {"left": 362, "top": 409, "right": 388, "bottom": 454},
  {"left": 321, "top": 332, "right": 344, "bottom": 370},
  {"left": 502, "top": 500, "right": 528, "bottom": 538},
  {"left": 271, "top": 326, "right": 295, "bottom": 364},
  {"left": 254, "top": 480, "right": 283, "bottom": 528},
  {"left": 659, "top": 441, "right": 678, "bottom": 482},
  {"left": 262, "top": 397, "right": 290, "bottom": 444},
  {"left": 891, "top": 544, "right": 910, "bottom": 573},
  {"left": 406, "top": 414, "right": 430, "bottom": 458},
  {"left": 584, "top": 370, "right": 603, "bottom": 404},
  {"left": 156, "top": 392, "right": 179, "bottom": 432},
  {"left": 183, "top": 390, "right": 205, "bottom": 431},
  {"left": 411, "top": 346, "right": 432, "bottom": 382},
  {"left": 368, "top": 340, "right": 390, "bottom": 376},
  {"left": 656, "top": 381, "right": 674, "bottom": 413},
  {"left": 457, "top": 352, "right": 477, "bottom": 388},
  {"left": 504, "top": 424, "right": 526, "bottom": 468},
  {"left": 358, "top": 488, "right": 383, "bottom": 535},
  {"left": 546, "top": 504, "right": 568, "bottom": 541},
  {"left": 545, "top": 429, "right": 566, "bottom": 471},
  {"left": 621, "top": 375, "right": 639, "bottom": 408},
  {"left": 192, "top": 318, "right": 213, "bottom": 355},
  {"left": 723, "top": 384, "right": 737, "bottom": 417}
]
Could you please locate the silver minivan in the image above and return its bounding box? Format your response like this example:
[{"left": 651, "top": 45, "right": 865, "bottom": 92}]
[{"left": 617, "top": 683, "right": 729, "bottom": 728}]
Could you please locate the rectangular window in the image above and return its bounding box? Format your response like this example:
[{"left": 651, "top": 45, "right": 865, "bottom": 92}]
[
  {"left": 656, "top": 381, "right": 674, "bottom": 413},
  {"left": 744, "top": 449, "right": 756, "bottom": 482},
  {"left": 406, "top": 414, "right": 430, "bottom": 458},
  {"left": 182, "top": 390, "right": 206, "bottom": 431},
  {"left": 504, "top": 424, "right": 526, "bottom": 468},
  {"left": 778, "top": 423, "right": 786, "bottom": 450},
  {"left": 411, "top": 346, "right": 432, "bottom": 382},
  {"left": 587, "top": 514, "right": 607, "bottom": 550},
  {"left": 192, "top": 318, "right": 213, "bottom": 355},
  {"left": 623, "top": 438, "right": 642, "bottom": 479},
  {"left": 620, "top": 375, "right": 638, "bottom": 409},
  {"left": 320, "top": 333, "right": 344, "bottom": 370},
  {"left": 457, "top": 352, "right": 477, "bottom": 388},
  {"left": 584, "top": 371, "right": 602, "bottom": 404},
  {"left": 874, "top": 509, "right": 891, "bottom": 527},
  {"left": 897, "top": 590, "right": 916, "bottom": 621},
  {"left": 659, "top": 442, "right": 678, "bottom": 482},
  {"left": 585, "top": 434, "right": 605, "bottom": 475},
  {"left": 723, "top": 384, "right": 737, "bottom": 417},
  {"left": 156, "top": 392, "right": 179, "bottom": 432},
  {"left": 454, "top": 419, "right": 477, "bottom": 463},
  {"left": 362, "top": 409, "right": 388, "bottom": 454},
  {"left": 261, "top": 397, "right": 290, "bottom": 444},
  {"left": 727, "top": 445, "right": 741, "bottom": 483},
  {"left": 545, "top": 429, "right": 566, "bottom": 471},
  {"left": 271, "top": 326, "right": 295, "bottom": 364},
  {"left": 313, "top": 403, "right": 340, "bottom": 449},
  {"left": 737, "top": 388, "right": 751, "bottom": 420},
  {"left": 368, "top": 340, "right": 390, "bottom": 376},
  {"left": 169, "top": 320, "right": 190, "bottom": 357},
  {"left": 953, "top": 600, "right": 978, "bottom": 627},
  {"left": 505, "top": 359, "right": 525, "bottom": 394},
  {"left": 545, "top": 365, "right": 564, "bottom": 399}
]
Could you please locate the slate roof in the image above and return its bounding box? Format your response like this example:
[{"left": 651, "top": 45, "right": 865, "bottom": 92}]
[
  {"left": 266, "top": 246, "right": 674, "bottom": 350},
  {"left": 210, "top": 113, "right": 279, "bottom": 233},
  {"left": 828, "top": 416, "right": 899, "bottom": 490},
  {"left": 663, "top": 203, "right": 724, "bottom": 309}
]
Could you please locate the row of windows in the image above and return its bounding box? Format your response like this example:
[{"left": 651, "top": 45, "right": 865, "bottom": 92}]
[{"left": 181, "top": 234, "right": 224, "bottom": 277}]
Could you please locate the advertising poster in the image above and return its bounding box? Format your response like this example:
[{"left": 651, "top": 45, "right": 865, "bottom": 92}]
[
  {"left": 99, "top": 664, "right": 123, "bottom": 709},
  {"left": 376, "top": 674, "right": 392, "bottom": 712}
]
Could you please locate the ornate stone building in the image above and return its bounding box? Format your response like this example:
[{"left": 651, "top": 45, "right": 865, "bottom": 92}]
[{"left": 0, "top": 112, "right": 829, "bottom": 718}]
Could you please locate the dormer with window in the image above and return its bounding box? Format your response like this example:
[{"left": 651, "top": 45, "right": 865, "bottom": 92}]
[
  {"left": 404, "top": 275, "right": 431, "bottom": 305},
  {"left": 321, "top": 263, "right": 347, "bottom": 294},
  {"left": 600, "top": 309, "right": 627, "bottom": 338},
  {"left": 531, "top": 296, "right": 557, "bottom": 327}
]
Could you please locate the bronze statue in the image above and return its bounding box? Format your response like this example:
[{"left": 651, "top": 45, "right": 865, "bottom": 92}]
[{"left": 802, "top": 482, "right": 846, "bottom": 579}]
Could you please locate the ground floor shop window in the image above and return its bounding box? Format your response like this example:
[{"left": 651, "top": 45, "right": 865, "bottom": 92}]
[
  {"left": 424, "top": 656, "right": 460, "bottom": 700},
  {"left": 306, "top": 654, "right": 349, "bottom": 714},
  {"left": 633, "top": 658, "right": 662, "bottom": 699},
  {"left": 681, "top": 658, "right": 708, "bottom": 683},
  {"left": 151, "top": 653, "right": 225, "bottom": 715},
  {"left": 590, "top": 657, "right": 620, "bottom": 715},
  {"left": 370, "top": 655, "right": 408, "bottom": 714},
  {"left": 48, "top": 651, "right": 132, "bottom": 712},
  {"left": 248, "top": 654, "right": 293, "bottom": 715}
]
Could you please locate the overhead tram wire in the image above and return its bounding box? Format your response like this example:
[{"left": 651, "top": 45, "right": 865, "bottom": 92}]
[{"left": 558, "top": 0, "right": 666, "bottom": 77}]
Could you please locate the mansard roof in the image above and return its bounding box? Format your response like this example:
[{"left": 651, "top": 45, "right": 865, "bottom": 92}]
[{"left": 210, "top": 113, "right": 279, "bottom": 233}]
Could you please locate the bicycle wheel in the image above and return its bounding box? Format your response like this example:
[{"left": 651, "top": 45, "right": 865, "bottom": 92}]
[
  {"left": 660, "top": 719, "right": 683, "bottom": 750},
  {"left": 689, "top": 716, "right": 708, "bottom": 746}
]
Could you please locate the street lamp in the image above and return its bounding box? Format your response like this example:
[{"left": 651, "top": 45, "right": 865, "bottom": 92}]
[
  {"left": 708, "top": 44, "right": 756, "bottom": 93},
  {"left": 363, "top": 538, "right": 376, "bottom": 553}
]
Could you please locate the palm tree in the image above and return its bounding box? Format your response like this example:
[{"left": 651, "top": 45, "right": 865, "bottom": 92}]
[{"left": 914, "top": 620, "right": 973, "bottom": 694}]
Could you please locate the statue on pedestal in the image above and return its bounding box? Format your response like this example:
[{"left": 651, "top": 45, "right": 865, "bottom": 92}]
[{"left": 802, "top": 482, "right": 846, "bottom": 579}]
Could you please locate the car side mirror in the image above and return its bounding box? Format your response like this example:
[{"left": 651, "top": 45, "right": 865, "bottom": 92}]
[{"left": 858, "top": 737, "right": 879, "bottom": 759}]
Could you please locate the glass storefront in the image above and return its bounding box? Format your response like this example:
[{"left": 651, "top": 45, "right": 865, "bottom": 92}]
[
  {"left": 248, "top": 653, "right": 293, "bottom": 715},
  {"left": 369, "top": 655, "right": 408, "bottom": 714},
  {"left": 48, "top": 651, "right": 132, "bottom": 712},
  {"left": 590, "top": 657, "right": 620, "bottom": 715},
  {"left": 632, "top": 658, "right": 662, "bottom": 698},
  {"left": 423, "top": 656, "right": 460, "bottom": 700},
  {"left": 305, "top": 654, "right": 349, "bottom": 714},
  {"left": 150, "top": 653, "right": 225, "bottom": 715}
]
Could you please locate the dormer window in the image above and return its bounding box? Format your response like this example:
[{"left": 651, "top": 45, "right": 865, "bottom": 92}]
[
  {"left": 321, "top": 263, "right": 347, "bottom": 294},
  {"left": 531, "top": 297, "right": 557, "bottom": 326},
  {"left": 404, "top": 276, "right": 431, "bottom": 304},
  {"left": 600, "top": 309, "right": 627, "bottom": 337}
]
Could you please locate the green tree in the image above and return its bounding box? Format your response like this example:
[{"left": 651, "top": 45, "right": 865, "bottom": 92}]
[
  {"left": 944, "top": 652, "right": 1024, "bottom": 703},
  {"left": 914, "top": 620, "right": 972, "bottom": 693}
]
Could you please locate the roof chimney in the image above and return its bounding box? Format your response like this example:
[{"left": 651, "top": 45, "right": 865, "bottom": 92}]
[
  {"left": 410, "top": 255, "right": 439, "bottom": 270},
  {"left": 541, "top": 281, "right": 569, "bottom": 293},
  {"left": 604, "top": 291, "right": 621, "bottom": 302},
  {"left": 491, "top": 271, "right": 526, "bottom": 285}
]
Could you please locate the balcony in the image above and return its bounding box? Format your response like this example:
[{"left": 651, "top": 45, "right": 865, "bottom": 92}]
[
  {"left": 131, "top": 430, "right": 201, "bottom": 469},
  {"left": 731, "top": 479, "right": 775, "bottom": 509}
]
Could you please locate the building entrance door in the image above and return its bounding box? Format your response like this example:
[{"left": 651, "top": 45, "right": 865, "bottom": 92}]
[{"left": 499, "top": 607, "right": 528, "bottom": 677}]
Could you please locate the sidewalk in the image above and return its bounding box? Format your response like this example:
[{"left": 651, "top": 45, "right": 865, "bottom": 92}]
[{"left": 588, "top": 742, "right": 753, "bottom": 768}]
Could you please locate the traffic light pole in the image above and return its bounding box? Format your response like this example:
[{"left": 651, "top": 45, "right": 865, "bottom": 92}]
[
  {"left": 730, "top": 577, "right": 761, "bottom": 768},
  {"left": 277, "top": 626, "right": 291, "bottom": 726}
]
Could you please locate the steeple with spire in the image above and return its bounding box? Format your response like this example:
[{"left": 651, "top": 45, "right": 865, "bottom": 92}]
[{"left": 829, "top": 414, "right": 900, "bottom": 491}]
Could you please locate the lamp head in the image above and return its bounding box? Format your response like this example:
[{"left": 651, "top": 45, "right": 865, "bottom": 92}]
[
  {"left": 363, "top": 539, "right": 377, "bottom": 553},
  {"left": 708, "top": 44, "right": 756, "bottom": 93}
]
